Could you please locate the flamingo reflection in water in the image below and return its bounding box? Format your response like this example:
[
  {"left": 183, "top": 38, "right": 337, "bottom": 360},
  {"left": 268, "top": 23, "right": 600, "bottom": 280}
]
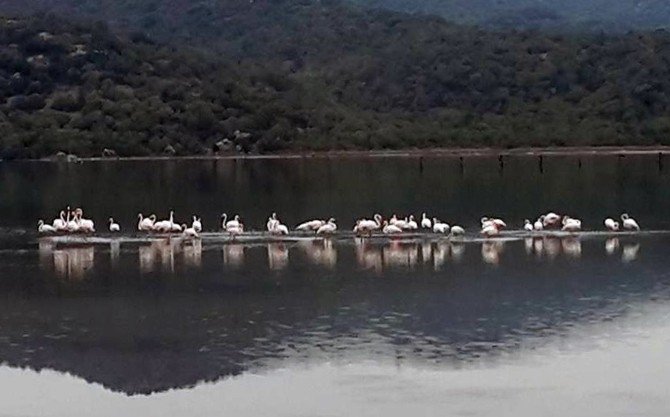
[
  {"left": 421, "top": 242, "right": 432, "bottom": 265},
  {"left": 622, "top": 242, "right": 640, "bottom": 263},
  {"left": 298, "top": 239, "right": 337, "bottom": 269},
  {"left": 605, "top": 237, "right": 620, "bottom": 256},
  {"left": 268, "top": 242, "right": 289, "bottom": 270},
  {"left": 183, "top": 238, "right": 202, "bottom": 268},
  {"left": 450, "top": 242, "right": 465, "bottom": 263},
  {"left": 433, "top": 241, "right": 448, "bottom": 270},
  {"left": 481, "top": 241, "right": 504, "bottom": 265},
  {"left": 382, "top": 242, "right": 419, "bottom": 269},
  {"left": 223, "top": 244, "right": 246, "bottom": 268},
  {"left": 354, "top": 237, "right": 382, "bottom": 274},
  {"left": 52, "top": 246, "right": 95, "bottom": 280},
  {"left": 561, "top": 237, "right": 582, "bottom": 259},
  {"left": 139, "top": 238, "right": 180, "bottom": 273},
  {"left": 110, "top": 240, "right": 120, "bottom": 268}
]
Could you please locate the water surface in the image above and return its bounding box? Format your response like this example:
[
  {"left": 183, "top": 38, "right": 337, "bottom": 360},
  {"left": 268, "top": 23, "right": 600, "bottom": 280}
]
[{"left": 0, "top": 156, "right": 668, "bottom": 416}]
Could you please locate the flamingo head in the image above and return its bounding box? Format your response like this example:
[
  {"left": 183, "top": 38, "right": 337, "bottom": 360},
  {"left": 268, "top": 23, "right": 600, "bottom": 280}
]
[
  {"left": 38, "top": 220, "right": 44, "bottom": 226},
  {"left": 149, "top": 214, "right": 157, "bottom": 221},
  {"left": 621, "top": 213, "right": 629, "bottom": 221},
  {"left": 108, "top": 218, "right": 114, "bottom": 223}
]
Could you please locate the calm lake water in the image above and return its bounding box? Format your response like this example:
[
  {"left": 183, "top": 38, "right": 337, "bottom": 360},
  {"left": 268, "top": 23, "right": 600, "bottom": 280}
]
[{"left": 1, "top": 155, "right": 670, "bottom": 416}]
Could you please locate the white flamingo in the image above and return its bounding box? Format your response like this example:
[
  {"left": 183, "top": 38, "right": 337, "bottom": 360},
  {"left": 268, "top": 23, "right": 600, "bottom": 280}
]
[
  {"left": 406, "top": 215, "right": 418, "bottom": 230},
  {"left": 354, "top": 214, "right": 382, "bottom": 235},
  {"left": 192, "top": 216, "right": 202, "bottom": 233},
  {"left": 533, "top": 216, "right": 544, "bottom": 231},
  {"left": 524, "top": 219, "right": 533, "bottom": 231},
  {"left": 421, "top": 213, "right": 432, "bottom": 229},
  {"left": 74, "top": 208, "right": 95, "bottom": 233},
  {"left": 432, "top": 218, "right": 450, "bottom": 234},
  {"left": 66, "top": 209, "right": 80, "bottom": 233},
  {"left": 153, "top": 211, "right": 175, "bottom": 233},
  {"left": 181, "top": 224, "right": 199, "bottom": 238},
  {"left": 221, "top": 213, "right": 242, "bottom": 230},
  {"left": 316, "top": 218, "right": 337, "bottom": 234},
  {"left": 138, "top": 213, "right": 156, "bottom": 231},
  {"left": 561, "top": 216, "right": 581, "bottom": 232},
  {"left": 392, "top": 216, "right": 410, "bottom": 230},
  {"left": 267, "top": 212, "right": 279, "bottom": 232},
  {"left": 52, "top": 210, "right": 67, "bottom": 231},
  {"left": 481, "top": 223, "right": 499, "bottom": 237},
  {"left": 296, "top": 219, "right": 325, "bottom": 232},
  {"left": 108, "top": 218, "right": 120, "bottom": 232},
  {"left": 382, "top": 220, "right": 403, "bottom": 234},
  {"left": 621, "top": 213, "right": 640, "bottom": 231},
  {"left": 543, "top": 212, "right": 561, "bottom": 228},
  {"left": 449, "top": 225, "right": 465, "bottom": 237},
  {"left": 270, "top": 221, "right": 289, "bottom": 235},
  {"left": 38, "top": 220, "right": 57, "bottom": 234},
  {"left": 604, "top": 218, "right": 620, "bottom": 231}
]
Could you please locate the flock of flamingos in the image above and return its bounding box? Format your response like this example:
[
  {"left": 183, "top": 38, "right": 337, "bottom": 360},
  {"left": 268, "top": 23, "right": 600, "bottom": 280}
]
[{"left": 37, "top": 207, "right": 642, "bottom": 238}]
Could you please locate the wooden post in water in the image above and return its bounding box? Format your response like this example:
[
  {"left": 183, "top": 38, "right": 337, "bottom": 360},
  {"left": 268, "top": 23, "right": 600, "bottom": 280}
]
[
  {"left": 578, "top": 158, "right": 582, "bottom": 169},
  {"left": 459, "top": 156, "right": 464, "bottom": 175},
  {"left": 498, "top": 154, "right": 504, "bottom": 172},
  {"left": 419, "top": 156, "right": 424, "bottom": 173},
  {"left": 538, "top": 155, "right": 544, "bottom": 173},
  {"left": 659, "top": 152, "right": 663, "bottom": 172}
]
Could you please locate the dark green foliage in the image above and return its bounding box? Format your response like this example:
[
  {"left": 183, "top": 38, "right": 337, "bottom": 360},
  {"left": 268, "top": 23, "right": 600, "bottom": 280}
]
[{"left": 2, "top": 2, "right": 670, "bottom": 158}]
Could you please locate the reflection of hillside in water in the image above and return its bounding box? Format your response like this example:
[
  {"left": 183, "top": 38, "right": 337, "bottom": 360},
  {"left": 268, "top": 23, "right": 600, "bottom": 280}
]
[{"left": 0, "top": 236, "right": 660, "bottom": 395}]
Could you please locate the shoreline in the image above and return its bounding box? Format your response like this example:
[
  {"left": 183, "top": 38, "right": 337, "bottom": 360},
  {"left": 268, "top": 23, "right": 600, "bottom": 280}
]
[{"left": 8, "top": 145, "right": 670, "bottom": 162}]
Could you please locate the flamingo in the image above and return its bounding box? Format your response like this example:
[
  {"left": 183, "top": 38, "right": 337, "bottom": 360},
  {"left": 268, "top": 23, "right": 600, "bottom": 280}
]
[
  {"left": 533, "top": 216, "right": 544, "bottom": 231},
  {"left": 66, "top": 209, "right": 80, "bottom": 233},
  {"left": 226, "top": 224, "right": 244, "bottom": 238},
  {"left": 316, "top": 218, "right": 337, "bottom": 234},
  {"left": 354, "top": 214, "right": 382, "bottom": 235},
  {"left": 296, "top": 219, "right": 325, "bottom": 232},
  {"left": 421, "top": 213, "right": 432, "bottom": 229},
  {"left": 270, "top": 221, "right": 289, "bottom": 235},
  {"left": 405, "top": 215, "right": 418, "bottom": 230},
  {"left": 181, "top": 224, "right": 199, "bottom": 238},
  {"left": 481, "top": 223, "right": 499, "bottom": 237},
  {"left": 153, "top": 211, "right": 175, "bottom": 233},
  {"left": 392, "top": 216, "right": 410, "bottom": 230},
  {"left": 138, "top": 213, "right": 156, "bottom": 231},
  {"left": 449, "top": 225, "right": 465, "bottom": 237},
  {"left": 267, "top": 212, "right": 279, "bottom": 232},
  {"left": 382, "top": 220, "right": 403, "bottom": 234},
  {"left": 108, "top": 218, "right": 120, "bottom": 232},
  {"left": 621, "top": 213, "right": 640, "bottom": 231},
  {"left": 604, "top": 218, "right": 620, "bottom": 231},
  {"left": 482, "top": 216, "right": 506, "bottom": 230},
  {"left": 38, "top": 220, "right": 57, "bottom": 234},
  {"left": 221, "top": 213, "right": 242, "bottom": 230},
  {"left": 524, "top": 219, "right": 533, "bottom": 232},
  {"left": 192, "top": 216, "right": 202, "bottom": 233},
  {"left": 561, "top": 216, "right": 581, "bottom": 232},
  {"left": 543, "top": 212, "right": 561, "bottom": 228},
  {"left": 432, "top": 218, "right": 450, "bottom": 234},
  {"left": 52, "top": 210, "right": 67, "bottom": 231},
  {"left": 74, "top": 208, "right": 95, "bottom": 233}
]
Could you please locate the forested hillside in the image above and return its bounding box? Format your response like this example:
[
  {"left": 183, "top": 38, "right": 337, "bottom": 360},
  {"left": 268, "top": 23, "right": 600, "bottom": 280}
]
[
  {"left": 350, "top": 0, "right": 670, "bottom": 31},
  {"left": 2, "top": 2, "right": 670, "bottom": 158}
]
